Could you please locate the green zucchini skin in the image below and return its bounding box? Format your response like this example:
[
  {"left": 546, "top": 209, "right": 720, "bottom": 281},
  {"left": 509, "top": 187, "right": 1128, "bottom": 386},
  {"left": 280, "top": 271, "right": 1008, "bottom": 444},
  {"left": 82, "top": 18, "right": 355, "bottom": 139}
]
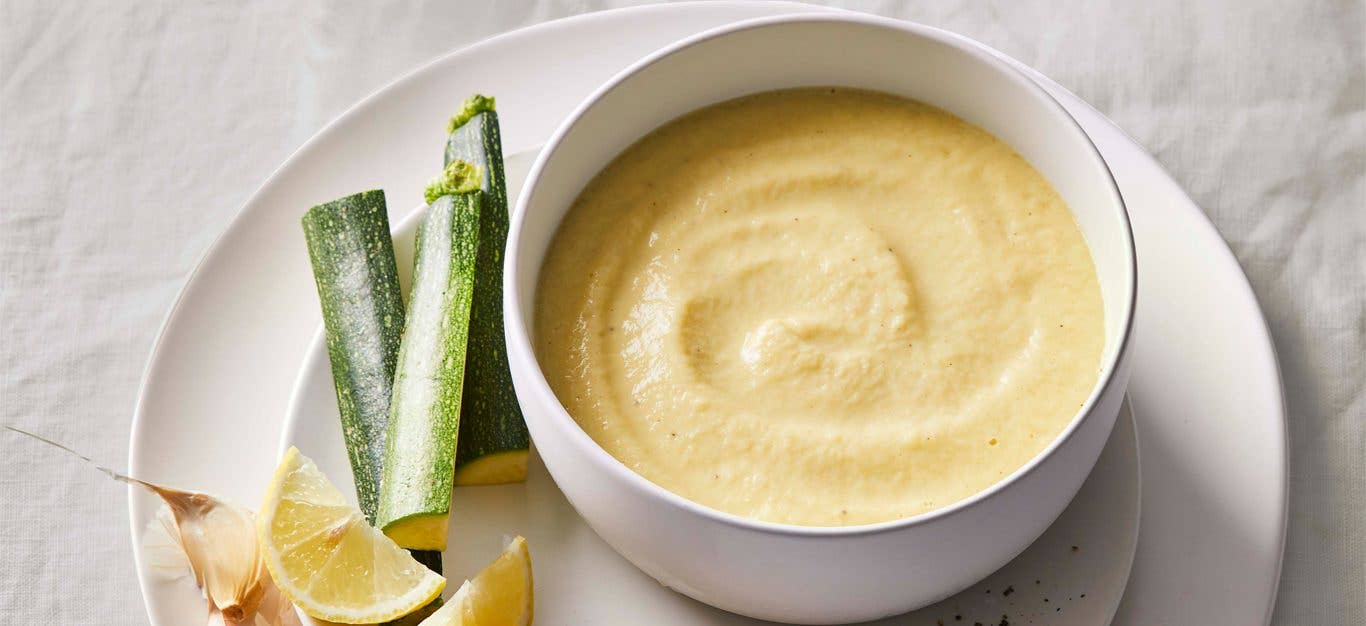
[
  {"left": 376, "top": 193, "right": 481, "bottom": 549},
  {"left": 445, "top": 104, "right": 531, "bottom": 481},
  {"left": 301, "top": 190, "right": 404, "bottom": 524}
]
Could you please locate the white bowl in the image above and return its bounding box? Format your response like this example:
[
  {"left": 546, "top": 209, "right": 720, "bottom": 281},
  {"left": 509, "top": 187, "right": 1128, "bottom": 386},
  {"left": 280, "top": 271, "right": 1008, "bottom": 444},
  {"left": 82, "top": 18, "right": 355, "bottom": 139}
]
[{"left": 504, "top": 13, "right": 1136, "bottom": 624}]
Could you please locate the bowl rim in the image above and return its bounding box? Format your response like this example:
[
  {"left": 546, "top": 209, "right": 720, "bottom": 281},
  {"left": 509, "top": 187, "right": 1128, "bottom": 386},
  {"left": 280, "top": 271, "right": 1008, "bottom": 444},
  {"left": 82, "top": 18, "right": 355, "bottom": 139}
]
[{"left": 504, "top": 11, "right": 1138, "bottom": 538}]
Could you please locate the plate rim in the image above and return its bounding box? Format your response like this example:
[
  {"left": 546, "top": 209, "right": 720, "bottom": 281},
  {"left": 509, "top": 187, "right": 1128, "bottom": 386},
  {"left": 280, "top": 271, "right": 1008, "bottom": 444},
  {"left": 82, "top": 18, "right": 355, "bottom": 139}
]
[
  {"left": 127, "top": 2, "right": 1287, "bottom": 623},
  {"left": 989, "top": 37, "right": 1288, "bottom": 626}
]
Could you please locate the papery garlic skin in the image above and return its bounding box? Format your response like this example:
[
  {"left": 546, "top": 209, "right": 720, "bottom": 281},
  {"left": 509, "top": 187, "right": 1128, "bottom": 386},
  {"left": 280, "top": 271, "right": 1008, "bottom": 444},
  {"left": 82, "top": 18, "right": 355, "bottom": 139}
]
[{"left": 142, "top": 507, "right": 191, "bottom": 582}]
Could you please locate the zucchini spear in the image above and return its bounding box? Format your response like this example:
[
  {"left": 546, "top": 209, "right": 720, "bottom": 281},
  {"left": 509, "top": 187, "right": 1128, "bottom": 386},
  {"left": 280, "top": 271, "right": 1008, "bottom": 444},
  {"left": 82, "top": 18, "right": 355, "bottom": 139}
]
[
  {"left": 377, "top": 164, "right": 483, "bottom": 551},
  {"left": 301, "top": 190, "right": 404, "bottom": 522},
  {"left": 443, "top": 95, "right": 532, "bottom": 485}
]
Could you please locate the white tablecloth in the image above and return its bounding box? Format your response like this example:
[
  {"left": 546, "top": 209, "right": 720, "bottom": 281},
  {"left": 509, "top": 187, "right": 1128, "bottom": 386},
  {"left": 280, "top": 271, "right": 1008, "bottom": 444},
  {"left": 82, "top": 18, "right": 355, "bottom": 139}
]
[{"left": 1, "top": 1, "right": 1360, "bottom": 623}]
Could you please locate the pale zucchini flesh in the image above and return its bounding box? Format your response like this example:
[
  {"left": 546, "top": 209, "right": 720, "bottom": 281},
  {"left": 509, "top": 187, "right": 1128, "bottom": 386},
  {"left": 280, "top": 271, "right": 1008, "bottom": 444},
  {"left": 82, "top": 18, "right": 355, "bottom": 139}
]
[{"left": 452, "top": 450, "right": 529, "bottom": 485}]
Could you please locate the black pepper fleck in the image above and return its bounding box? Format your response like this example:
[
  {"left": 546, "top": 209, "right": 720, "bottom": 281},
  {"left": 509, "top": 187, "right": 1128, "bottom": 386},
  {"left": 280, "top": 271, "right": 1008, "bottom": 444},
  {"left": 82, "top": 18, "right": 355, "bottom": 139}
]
[{"left": 1002, "top": 585, "right": 1014, "bottom": 597}]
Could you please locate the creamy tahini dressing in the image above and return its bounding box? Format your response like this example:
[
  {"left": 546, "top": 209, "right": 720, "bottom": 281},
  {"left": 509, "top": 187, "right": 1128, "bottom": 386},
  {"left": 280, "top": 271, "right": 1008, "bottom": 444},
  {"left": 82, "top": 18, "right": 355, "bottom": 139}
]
[{"left": 535, "top": 88, "right": 1104, "bottom": 526}]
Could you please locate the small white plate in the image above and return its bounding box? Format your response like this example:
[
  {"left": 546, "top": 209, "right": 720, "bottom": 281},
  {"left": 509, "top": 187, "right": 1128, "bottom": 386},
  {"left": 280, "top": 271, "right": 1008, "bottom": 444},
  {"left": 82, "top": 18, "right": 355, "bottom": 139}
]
[
  {"left": 129, "top": 3, "right": 1286, "bottom": 625},
  {"left": 281, "top": 143, "right": 1141, "bottom": 622}
]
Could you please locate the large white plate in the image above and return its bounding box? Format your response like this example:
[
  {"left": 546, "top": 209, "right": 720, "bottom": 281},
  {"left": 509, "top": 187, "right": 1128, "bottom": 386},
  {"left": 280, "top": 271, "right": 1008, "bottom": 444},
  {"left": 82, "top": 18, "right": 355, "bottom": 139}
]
[{"left": 129, "top": 3, "right": 1286, "bottom": 625}]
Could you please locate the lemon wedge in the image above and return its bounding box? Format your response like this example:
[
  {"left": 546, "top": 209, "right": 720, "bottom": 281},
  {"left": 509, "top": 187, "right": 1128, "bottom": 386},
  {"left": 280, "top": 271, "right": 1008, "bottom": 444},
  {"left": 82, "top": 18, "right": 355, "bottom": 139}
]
[
  {"left": 257, "top": 447, "right": 446, "bottom": 624},
  {"left": 420, "top": 536, "right": 533, "bottom": 626}
]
